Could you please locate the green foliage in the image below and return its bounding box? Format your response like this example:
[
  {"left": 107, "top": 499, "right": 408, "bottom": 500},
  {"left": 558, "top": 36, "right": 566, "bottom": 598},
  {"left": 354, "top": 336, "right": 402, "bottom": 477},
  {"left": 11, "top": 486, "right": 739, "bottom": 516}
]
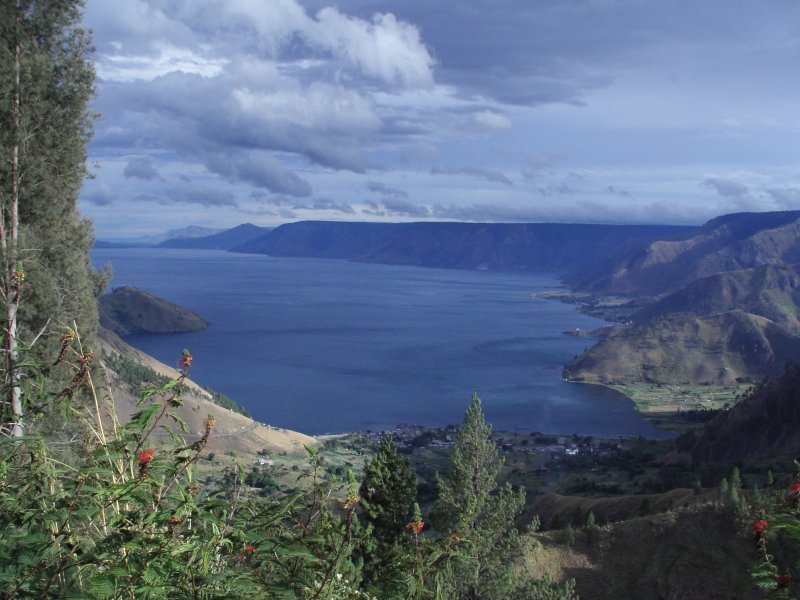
[
  {"left": 0, "top": 355, "right": 374, "bottom": 598},
  {"left": 750, "top": 462, "right": 800, "bottom": 598},
  {"left": 1, "top": 0, "right": 101, "bottom": 350},
  {"left": 434, "top": 393, "right": 576, "bottom": 600},
  {"left": 358, "top": 433, "right": 418, "bottom": 593}
]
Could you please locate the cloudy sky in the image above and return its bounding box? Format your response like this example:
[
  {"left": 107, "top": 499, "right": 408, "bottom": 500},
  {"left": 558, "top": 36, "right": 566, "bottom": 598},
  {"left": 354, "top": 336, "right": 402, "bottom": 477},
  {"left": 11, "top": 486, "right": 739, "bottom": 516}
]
[{"left": 80, "top": 0, "right": 800, "bottom": 238}]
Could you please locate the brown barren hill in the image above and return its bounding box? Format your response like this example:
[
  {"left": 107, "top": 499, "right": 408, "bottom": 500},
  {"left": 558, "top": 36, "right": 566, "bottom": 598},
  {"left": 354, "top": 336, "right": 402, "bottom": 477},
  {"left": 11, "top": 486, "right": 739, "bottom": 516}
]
[{"left": 96, "top": 327, "right": 316, "bottom": 456}]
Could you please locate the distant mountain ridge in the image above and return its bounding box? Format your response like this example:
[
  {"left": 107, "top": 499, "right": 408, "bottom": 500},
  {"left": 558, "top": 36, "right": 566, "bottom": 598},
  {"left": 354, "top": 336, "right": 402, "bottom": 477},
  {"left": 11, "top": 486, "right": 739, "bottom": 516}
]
[
  {"left": 232, "top": 220, "right": 695, "bottom": 274},
  {"left": 569, "top": 210, "right": 800, "bottom": 297},
  {"left": 158, "top": 223, "right": 272, "bottom": 250},
  {"left": 96, "top": 225, "right": 223, "bottom": 248}
]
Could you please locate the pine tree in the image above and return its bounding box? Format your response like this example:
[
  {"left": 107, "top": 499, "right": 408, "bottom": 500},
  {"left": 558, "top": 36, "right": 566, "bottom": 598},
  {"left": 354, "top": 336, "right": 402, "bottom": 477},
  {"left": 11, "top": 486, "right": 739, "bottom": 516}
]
[
  {"left": 0, "top": 0, "right": 100, "bottom": 435},
  {"left": 359, "top": 433, "right": 417, "bottom": 591},
  {"left": 435, "top": 393, "right": 576, "bottom": 600}
]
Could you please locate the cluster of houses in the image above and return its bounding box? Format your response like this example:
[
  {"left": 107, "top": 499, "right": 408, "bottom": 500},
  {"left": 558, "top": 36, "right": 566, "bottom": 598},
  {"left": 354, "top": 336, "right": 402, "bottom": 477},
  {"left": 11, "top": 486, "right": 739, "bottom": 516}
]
[{"left": 362, "top": 424, "right": 630, "bottom": 460}]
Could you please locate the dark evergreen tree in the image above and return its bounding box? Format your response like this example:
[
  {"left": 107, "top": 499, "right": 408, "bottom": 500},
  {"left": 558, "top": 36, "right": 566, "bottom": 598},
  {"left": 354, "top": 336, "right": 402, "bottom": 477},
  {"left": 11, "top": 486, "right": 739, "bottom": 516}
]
[
  {"left": 0, "top": 0, "right": 101, "bottom": 435},
  {"left": 359, "top": 433, "right": 417, "bottom": 591},
  {"left": 436, "top": 394, "right": 576, "bottom": 600}
]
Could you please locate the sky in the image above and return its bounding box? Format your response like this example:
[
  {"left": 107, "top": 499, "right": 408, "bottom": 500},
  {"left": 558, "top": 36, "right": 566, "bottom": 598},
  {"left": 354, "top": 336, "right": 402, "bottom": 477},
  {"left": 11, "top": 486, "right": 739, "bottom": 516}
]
[{"left": 79, "top": 0, "right": 800, "bottom": 238}]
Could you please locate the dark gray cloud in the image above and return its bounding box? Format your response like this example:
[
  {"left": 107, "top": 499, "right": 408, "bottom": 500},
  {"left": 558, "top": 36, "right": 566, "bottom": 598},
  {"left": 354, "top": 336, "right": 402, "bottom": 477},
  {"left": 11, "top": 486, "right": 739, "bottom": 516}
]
[
  {"left": 204, "top": 151, "right": 312, "bottom": 198},
  {"left": 431, "top": 166, "right": 512, "bottom": 186},
  {"left": 363, "top": 198, "right": 429, "bottom": 218},
  {"left": 123, "top": 156, "right": 161, "bottom": 181},
  {"left": 166, "top": 187, "right": 238, "bottom": 208},
  {"left": 700, "top": 178, "right": 752, "bottom": 200},
  {"left": 367, "top": 181, "right": 408, "bottom": 199},
  {"left": 606, "top": 185, "right": 632, "bottom": 199},
  {"left": 82, "top": 188, "right": 115, "bottom": 206},
  {"left": 765, "top": 187, "right": 800, "bottom": 209},
  {"left": 537, "top": 183, "right": 578, "bottom": 197}
]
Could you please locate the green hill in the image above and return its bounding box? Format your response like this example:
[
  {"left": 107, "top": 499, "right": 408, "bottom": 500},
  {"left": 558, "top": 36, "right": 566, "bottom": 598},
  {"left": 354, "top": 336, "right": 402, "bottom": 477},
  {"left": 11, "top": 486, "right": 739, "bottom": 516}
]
[{"left": 98, "top": 286, "right": 209, "bottom": 336}]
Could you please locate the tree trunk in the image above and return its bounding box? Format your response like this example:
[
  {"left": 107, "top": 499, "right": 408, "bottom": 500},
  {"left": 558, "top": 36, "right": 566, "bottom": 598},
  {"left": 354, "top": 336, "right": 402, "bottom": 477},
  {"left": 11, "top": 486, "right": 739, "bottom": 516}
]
[{"left": 4, "top": 0, "right": 22, "bottom": 437}]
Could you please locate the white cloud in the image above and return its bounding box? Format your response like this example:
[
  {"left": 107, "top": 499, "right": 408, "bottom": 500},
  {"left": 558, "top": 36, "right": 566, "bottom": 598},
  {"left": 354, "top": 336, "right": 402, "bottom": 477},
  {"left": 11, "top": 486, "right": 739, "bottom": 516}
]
[
  {"left": 469, "top": 110, "right": 512, "bottom": 130},
  {"left": 309, "top": 9, "right": 434, "bottom": 87}
]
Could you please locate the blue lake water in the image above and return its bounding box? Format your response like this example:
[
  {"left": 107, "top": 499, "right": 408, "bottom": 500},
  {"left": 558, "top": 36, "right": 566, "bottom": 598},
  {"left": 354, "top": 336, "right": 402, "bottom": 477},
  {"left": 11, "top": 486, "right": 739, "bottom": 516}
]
[{"left": 92, "top": 248, "right": 670, "bottom": 438}]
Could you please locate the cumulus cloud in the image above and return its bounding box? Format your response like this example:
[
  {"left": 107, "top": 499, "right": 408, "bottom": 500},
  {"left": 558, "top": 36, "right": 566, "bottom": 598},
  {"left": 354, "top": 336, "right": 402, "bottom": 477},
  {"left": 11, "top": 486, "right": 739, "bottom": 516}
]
[
  {"left": 124, "top": 156, "right": 161, "bottom": 181},
  {"left": 221, "top": 0, "right": 434, "bottom": 86},
  {"left": 431, "top": 166, "right": 513, "bottom": 186},
  {"left": 309, "top": 9, "right": 435, "bottom": 87}
]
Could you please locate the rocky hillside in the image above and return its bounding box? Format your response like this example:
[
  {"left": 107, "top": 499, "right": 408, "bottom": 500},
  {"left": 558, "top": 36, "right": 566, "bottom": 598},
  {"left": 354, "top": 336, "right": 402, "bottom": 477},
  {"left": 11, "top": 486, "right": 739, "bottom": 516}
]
[
  {"left": 99, "top": 286, "right": 209, "bottom": 336},
  {"left": 563, "top": 310, "right": 800, "bottom": 386},
  {"left": 632, "top": 263, "right": 800, "bottom": 332},
  {"left": 232, "top": 220, "right": 693, "bottom": 273},
  {"left": 569, "top": 210, "right": 800, "bottom": 297}
]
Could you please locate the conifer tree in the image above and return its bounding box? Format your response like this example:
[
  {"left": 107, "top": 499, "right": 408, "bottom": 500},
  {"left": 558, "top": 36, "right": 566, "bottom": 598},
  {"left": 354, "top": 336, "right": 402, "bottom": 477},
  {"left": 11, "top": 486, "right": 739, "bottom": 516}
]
[
  {"left": 435, "top": 393, "right": 576, "bottom": 600},
  {"left": 358, "top": 433, "right": 417, "bottom": 591},
  {"left": 0, "top": 0, "right": 100, "bottom": 435}
]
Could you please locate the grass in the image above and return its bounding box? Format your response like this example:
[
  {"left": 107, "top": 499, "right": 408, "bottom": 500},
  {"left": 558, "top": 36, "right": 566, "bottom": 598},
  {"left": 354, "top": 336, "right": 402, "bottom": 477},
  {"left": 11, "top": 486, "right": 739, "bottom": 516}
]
[{"left": 573, "top": 380, "right": 753, "bottom": 433}]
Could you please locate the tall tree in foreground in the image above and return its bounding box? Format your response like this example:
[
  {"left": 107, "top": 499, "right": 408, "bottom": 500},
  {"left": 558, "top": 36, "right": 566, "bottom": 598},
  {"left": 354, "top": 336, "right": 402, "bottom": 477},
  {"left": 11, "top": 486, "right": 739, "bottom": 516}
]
[
  {"left": 0, "top": 0, "right": 99, "bottom": 435},
  {"left": 359, "top": 433, "right": 418, "bottom": 592},
  {"left": 436, "top": 393, "right": 576, "bottom": 600}
]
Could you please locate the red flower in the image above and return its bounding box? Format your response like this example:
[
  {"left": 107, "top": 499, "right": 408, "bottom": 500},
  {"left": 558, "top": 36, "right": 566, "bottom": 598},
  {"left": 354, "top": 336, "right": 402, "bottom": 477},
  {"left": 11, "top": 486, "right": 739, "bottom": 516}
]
[
  {"left": 777, "top": 574, "right": 790, "bottom": 587},
  {"left": 245, "top": 545, "right": 255, "bottom": 554},
  {"left": 138, "top": 448, "right": 154, "bottom": 466},
  {"left": 752, "top": 519, "right": 768, "bottom": 537},
  {"left": 406, "top": 519, "right": 424, "bottom": 535},
  {"left": 789, "top": 481, "right": 800, "bottom": 495},
  {"left": 179, "top": 350, "right": 193, "bottom": 368}
]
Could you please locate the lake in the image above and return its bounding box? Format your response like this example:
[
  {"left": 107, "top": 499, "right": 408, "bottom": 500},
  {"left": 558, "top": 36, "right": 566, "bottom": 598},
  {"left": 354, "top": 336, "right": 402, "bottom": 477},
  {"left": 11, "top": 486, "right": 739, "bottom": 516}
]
[{"left": 92, "top": 248, "right": 670, "bottom": 438}]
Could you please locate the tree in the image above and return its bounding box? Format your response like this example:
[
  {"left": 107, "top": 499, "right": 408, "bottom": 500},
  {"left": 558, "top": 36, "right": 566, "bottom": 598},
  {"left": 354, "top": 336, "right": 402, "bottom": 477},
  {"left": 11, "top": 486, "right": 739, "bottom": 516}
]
[
  {"left": 0, "top": 0, "right": 100, "bottom": 436},
  {"left": 359, "top": 433, "right": 417, "bottom": 591},
  {"left": 435, "top": 394, "right": 576, "bottom": 600}
]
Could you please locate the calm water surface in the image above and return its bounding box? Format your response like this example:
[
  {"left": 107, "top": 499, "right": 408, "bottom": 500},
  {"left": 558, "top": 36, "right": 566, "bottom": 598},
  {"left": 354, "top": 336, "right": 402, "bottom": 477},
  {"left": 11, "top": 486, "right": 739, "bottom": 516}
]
[{"left": 92, "top": 249, "right": 670, "bottom": 438}]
